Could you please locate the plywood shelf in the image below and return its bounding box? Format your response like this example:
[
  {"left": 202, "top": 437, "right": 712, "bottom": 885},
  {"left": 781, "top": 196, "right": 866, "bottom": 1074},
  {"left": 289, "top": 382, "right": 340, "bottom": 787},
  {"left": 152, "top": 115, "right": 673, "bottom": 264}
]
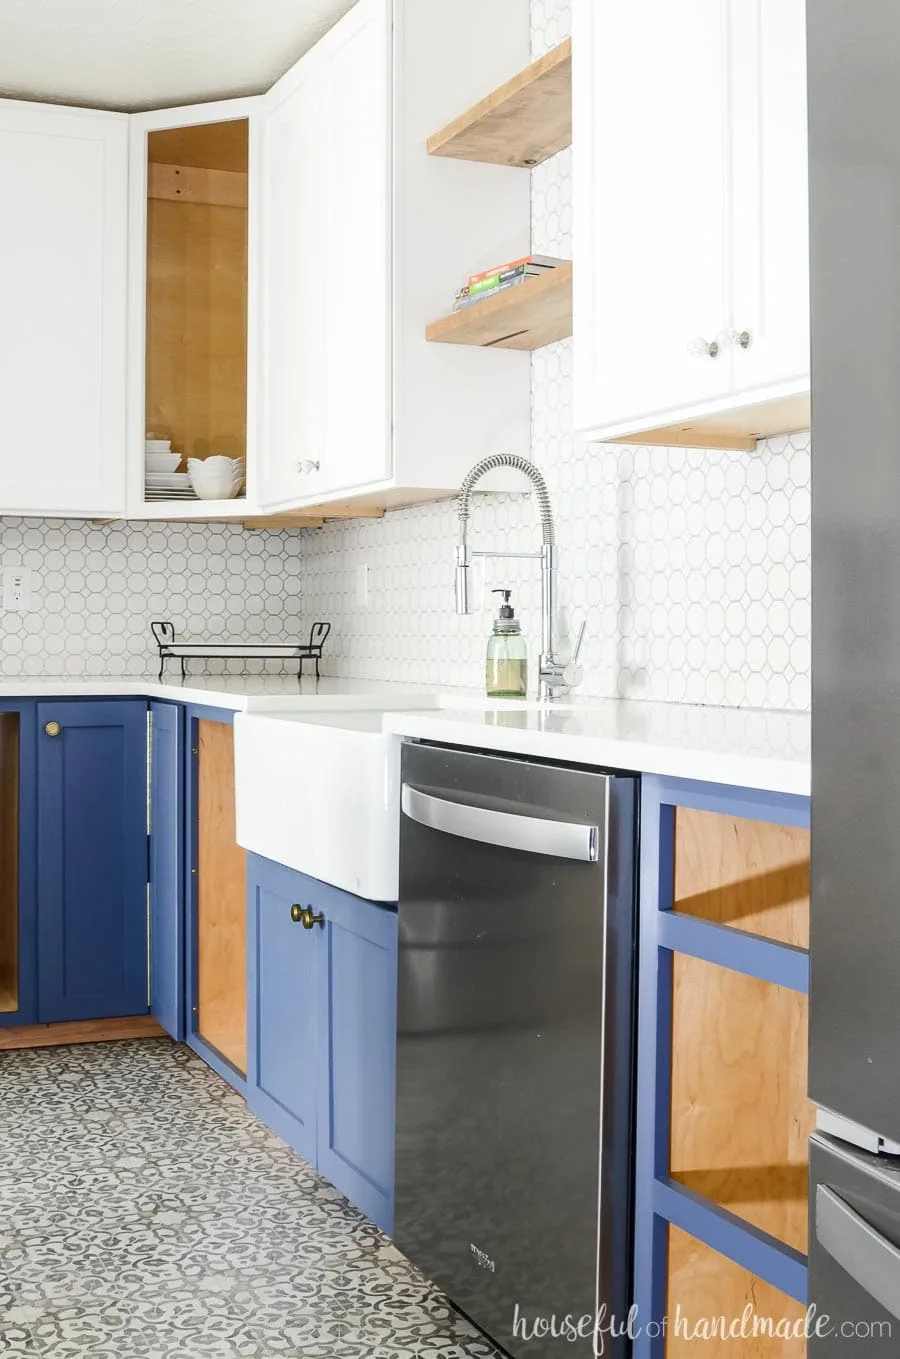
[
  {"left": 426, "top": 262, "right": 572, "bottom": 351},
  {"left": 427, "top": 38, "right": 572, "bottom": 168}
]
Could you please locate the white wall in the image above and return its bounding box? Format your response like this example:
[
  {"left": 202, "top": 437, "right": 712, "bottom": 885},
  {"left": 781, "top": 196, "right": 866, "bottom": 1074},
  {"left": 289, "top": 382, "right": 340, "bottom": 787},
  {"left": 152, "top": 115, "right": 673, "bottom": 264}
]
[{"left": 299, "top": 0, "right": 812, "bottom": 712}]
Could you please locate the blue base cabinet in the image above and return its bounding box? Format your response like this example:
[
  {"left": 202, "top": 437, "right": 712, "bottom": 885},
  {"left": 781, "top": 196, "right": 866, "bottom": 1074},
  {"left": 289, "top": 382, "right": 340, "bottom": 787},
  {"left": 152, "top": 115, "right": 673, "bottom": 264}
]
[
  {"left": 247, "top": 853, "right": 398, "bottom": 1234},
  {"left": 247, "top": 857, "right": 318, "bottom": 1163},
  {"left": 149, "top": 701, "right": 185, "bottom": 1040},
  {"left": 37, "top": 700, "right": 150, "bottom": 1023}
]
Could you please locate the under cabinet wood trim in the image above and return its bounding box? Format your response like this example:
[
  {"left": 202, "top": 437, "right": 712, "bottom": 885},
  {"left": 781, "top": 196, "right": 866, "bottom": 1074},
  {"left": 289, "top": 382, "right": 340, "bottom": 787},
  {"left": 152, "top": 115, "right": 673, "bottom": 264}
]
[
  {"left": 148, "top": 163, "right": 248, "bottom": 209},
  {"left": 427, "top": 38, "right": 572, "bottom": 167},
  {"left": 0, "top": 1016, "right": 165, "bottom": 1050},
  {"left": 426, "top": 261, "right": 572, "bottom": 350}
]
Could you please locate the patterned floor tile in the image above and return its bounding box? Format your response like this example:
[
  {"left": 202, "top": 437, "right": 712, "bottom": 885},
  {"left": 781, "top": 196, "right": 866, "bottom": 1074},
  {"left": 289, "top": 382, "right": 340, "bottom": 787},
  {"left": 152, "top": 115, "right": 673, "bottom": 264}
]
[{"left": 0, "top": 1040, "right": 502, "bottom": 1359}]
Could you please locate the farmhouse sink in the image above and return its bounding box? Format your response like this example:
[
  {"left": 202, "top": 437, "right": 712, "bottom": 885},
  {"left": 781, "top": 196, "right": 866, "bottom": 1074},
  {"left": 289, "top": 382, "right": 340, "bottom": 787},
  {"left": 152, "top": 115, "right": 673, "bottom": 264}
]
[{"left": 234, "top": 709, "right": 424, "bottom": 902}]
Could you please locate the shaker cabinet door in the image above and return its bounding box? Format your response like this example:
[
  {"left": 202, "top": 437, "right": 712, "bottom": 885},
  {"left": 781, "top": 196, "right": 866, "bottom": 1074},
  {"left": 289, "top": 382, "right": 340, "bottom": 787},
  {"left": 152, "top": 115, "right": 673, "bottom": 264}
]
[
  {"left": 246, "top": 855, "right": 318, "bottom": 1165},
  {"left": 315, "top": 881, "right": 398, "bottom": 1234},
  {"left": 729, "top": 0, "right": 810, "bottom": 398},
  {"left": 574, "top": 0, "right": 731, "bottom": 439},
  {"left": 37, "top": 701, "right": 149, "bottom": 1023},
  {"left": 258, "top": 0, "right": 392, "bottom": 511},
  {"left": 0, "top": 101, "right": 128, "bottom": 516}
]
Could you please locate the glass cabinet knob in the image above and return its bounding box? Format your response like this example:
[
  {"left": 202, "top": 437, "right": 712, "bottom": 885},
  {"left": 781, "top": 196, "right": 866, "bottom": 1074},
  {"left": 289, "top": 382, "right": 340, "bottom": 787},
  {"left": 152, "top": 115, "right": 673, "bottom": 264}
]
[{"left": 688, "top": 336, "right": 720, "bottom": 359}]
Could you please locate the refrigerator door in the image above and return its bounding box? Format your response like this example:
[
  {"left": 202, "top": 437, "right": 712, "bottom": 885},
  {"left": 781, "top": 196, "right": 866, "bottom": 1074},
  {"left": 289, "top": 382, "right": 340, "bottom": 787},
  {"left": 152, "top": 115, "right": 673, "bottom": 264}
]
[
  {"left": 810, "top": 1135, "right": 900, "bottom": 1353},
  {"left": 808, "top": 0, "right": 900, "bottom": 1141},
  {"left": 394, "top": 741, "right": 636, "bottom": 1359}
]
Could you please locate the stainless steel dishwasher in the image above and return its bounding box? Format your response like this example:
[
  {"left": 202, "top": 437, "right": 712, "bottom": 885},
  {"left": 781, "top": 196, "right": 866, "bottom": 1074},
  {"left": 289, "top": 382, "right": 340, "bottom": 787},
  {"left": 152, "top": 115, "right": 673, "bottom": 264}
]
[{"left": 394, "top": 740, "right": 637, "bottom": 1359}]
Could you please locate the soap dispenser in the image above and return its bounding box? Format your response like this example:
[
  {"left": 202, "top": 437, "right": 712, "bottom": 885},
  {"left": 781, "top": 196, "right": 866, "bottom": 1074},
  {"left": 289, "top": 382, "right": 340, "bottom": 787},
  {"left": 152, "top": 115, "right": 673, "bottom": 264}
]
[{"left": 485, "top": 589, "right": 528, "bottom": 698}]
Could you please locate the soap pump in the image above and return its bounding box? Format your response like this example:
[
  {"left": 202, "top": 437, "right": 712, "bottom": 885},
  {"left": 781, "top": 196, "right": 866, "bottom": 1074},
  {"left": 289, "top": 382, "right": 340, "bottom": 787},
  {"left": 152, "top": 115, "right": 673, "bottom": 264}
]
[{"left": 485, "top": 589, "right": 528, "bottom": 699}]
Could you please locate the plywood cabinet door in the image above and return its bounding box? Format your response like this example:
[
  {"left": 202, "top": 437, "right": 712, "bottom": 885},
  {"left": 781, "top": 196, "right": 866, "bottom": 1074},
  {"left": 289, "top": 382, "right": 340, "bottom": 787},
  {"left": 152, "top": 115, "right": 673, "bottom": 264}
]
[
  {"left": 574, "top": 0, "right": 732, "bottom": 440},
  {"left": 0, "top": 101, "right": 128, "bottom": 516},
  {"left": 258, "top": 0, "right": 392, "bottom": 510},
  {"left": 729, "top": 0, "right": 810, "bottom": 399}
]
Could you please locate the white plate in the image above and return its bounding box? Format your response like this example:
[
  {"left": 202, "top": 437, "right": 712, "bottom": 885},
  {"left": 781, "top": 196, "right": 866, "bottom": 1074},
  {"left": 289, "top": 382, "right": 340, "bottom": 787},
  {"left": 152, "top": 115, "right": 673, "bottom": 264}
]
[{"left": 146, "top": 473, "right": 191, "bottom": 487}]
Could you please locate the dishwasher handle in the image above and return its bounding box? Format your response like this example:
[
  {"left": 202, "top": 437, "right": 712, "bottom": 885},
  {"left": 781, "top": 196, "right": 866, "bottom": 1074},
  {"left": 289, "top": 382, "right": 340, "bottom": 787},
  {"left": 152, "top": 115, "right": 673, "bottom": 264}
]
[
  {"left": 401, "top": 783, "right": 601, "bottom": 863},
  {"left": 816, "top": 1184, "right": 900, "bottom": 1321}
]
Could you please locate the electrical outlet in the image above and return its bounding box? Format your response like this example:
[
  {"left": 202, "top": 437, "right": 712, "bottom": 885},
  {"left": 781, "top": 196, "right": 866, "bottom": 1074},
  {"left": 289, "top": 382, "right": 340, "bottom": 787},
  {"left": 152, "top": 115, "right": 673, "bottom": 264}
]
[
  {"left": 2, "top": 567, "right": 31, "bottom": 612},
  {"left": 356, "top": 563, "right": 370, "bottom": 608}
]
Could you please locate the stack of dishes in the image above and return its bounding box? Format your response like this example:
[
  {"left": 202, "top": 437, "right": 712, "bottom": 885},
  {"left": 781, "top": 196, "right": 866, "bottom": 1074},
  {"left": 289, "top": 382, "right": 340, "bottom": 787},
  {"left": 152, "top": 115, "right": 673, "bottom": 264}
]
[
  {"left": 187, "top": 456, "right": 246, "bottom": 500},
  {"left": 145, "top": 437, "right": 196, "bottom": 501}
]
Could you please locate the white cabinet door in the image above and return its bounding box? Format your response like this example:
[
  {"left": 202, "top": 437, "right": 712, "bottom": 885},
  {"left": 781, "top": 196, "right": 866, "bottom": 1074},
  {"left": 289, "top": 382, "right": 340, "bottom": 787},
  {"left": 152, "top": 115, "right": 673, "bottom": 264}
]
[
  {"left": 258, "top": 0, "right": 391, "bottom": 510},
  {"left": 0, "top": 101, "right": 127, "bottom": 516},
  {"left": 256, "top": 58, "right": 327, "bottom": 509},
  {"left": 730, "top": 0, "right": 810, "bottom": 396},
  {"left": 575, "top": 0, "right": 731, "bottom": 440},
  {"left": 318, "top": 0, "right": 392, "bottom": 498}
]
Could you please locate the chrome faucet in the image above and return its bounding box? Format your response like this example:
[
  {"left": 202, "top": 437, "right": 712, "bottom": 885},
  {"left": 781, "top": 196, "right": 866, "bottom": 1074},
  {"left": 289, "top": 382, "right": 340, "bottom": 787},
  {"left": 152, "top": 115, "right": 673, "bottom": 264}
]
[{"left": 454, "top": 454, "right": 584, "bottom": 702}]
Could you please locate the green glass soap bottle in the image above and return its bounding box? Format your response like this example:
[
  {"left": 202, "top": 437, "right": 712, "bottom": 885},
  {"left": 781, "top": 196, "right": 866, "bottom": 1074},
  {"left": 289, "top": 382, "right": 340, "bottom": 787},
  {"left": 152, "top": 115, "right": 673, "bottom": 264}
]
[{"left": 485, "top": 589, "right": 527, "bottom": 698}]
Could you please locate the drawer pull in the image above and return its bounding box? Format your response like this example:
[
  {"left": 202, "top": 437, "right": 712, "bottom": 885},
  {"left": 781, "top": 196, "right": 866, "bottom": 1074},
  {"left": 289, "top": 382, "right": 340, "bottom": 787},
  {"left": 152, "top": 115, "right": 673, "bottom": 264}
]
[{"left": 44, "top": 721, "right": 61, "bottom": 737}]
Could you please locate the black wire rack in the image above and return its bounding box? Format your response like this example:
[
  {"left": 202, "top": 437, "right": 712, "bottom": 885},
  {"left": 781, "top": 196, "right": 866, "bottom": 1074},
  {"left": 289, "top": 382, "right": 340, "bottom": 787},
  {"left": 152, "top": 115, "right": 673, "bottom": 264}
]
[{"left": 151, "top": 620, "right": 332, "bottom": 682}]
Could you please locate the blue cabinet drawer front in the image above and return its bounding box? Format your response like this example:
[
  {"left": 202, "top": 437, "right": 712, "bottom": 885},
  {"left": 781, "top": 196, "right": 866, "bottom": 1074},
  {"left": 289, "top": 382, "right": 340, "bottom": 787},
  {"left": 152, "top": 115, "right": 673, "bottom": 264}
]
[
  {"left": 247, "top": 857, "right": 317, "bottom": 1165},
  {"left": 37, "top": 701, "right": 149, "bottom": 1023}
]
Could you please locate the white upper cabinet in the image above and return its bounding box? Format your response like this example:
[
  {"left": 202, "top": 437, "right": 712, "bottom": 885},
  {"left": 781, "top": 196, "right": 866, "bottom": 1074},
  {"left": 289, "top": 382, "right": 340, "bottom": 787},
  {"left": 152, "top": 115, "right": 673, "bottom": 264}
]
[
  {"left": 126, "top": 98, "right": 260, "bottom": 519},
  {"left": 257, "top": 0, "right": 532, "bottom": 515},
  {"left": 729, "top": 0, "right": 810, "bottom": 397},
  {"left": 257, "top": 0, "right": 391, "bottom": 510},
  {"left": 0, "top": 101, "right": 128, "bottom": 516},
  {"left": 574, "top": 0, "right": 810, "bottom": 449}
]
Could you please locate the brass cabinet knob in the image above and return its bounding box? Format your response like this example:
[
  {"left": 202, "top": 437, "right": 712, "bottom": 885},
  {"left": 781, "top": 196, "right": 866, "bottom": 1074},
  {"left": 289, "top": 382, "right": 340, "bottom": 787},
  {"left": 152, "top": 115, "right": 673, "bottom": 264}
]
[
  {"left": 290, "top": 904, "right": 324, "bottom": 930},
  {"left": 44, "top": 721, "right": 61, "bottom": 737}
]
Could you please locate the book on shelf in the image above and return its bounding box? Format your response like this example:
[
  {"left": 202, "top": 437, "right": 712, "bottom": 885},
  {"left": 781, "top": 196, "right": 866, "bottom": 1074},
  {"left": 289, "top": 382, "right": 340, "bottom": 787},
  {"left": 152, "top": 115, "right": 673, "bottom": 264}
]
[
  {"left": 452, "top": 273, "right": 530, "bottom": 311},
  {"left": 452, "top": 255, "right": 566, "bottom": 311},
  {"left": 468, "top": 254, "right": 564, "bottom": 287}
]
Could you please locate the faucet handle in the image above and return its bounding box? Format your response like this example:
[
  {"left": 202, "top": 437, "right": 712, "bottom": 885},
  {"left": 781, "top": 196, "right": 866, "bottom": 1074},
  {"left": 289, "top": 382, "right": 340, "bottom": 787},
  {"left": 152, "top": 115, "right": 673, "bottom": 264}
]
[{"left": 561, "top": 619, "right": 586, "bottom": 690}]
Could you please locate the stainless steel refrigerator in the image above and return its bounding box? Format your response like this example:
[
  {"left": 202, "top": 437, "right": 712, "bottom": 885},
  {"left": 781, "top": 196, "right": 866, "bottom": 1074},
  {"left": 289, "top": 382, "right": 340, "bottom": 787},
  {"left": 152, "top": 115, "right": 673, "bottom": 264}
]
[{"left": 809, "top": 1, "right": 900, "bottom": 1348}]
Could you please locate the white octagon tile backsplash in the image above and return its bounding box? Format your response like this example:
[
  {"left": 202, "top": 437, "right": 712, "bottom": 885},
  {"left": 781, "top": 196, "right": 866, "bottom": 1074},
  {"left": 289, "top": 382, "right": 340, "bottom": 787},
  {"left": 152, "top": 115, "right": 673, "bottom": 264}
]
[{"left": 0, "top": 520, "right": 302, "bottom": 679}]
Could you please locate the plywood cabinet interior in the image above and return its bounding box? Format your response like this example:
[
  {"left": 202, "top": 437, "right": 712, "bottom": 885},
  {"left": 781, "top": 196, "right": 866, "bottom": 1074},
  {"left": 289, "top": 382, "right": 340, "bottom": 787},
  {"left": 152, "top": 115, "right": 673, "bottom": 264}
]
[
  {"left": 667, "top": 809, "right": 813, "bottom": 1351},
  {"left": 197, "top": 719, "right": 247, "bottom": 1075},
  {"left": 667, "top": 1227, "right": 807, "bottom": 1358},
  {"left": 145, "top": 121, "right": 249, "bottom": 489}
]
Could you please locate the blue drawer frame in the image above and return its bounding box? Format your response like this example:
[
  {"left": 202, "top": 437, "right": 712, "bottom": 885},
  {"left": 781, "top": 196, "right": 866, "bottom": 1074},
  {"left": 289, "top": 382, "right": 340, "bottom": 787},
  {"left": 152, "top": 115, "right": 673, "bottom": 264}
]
[{"left": 633, "top": 775, "right": 811, "bottom": 1356}]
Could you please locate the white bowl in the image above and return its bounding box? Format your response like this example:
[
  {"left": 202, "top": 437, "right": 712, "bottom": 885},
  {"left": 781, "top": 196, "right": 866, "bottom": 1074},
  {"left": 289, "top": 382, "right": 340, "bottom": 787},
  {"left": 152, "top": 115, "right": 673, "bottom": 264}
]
[
  {"left": 187, "top": 456, "right": 245, "bottom": 500},
  {"left": 145, "top": 452, "right": 182, "bottom": 473},
  {"left": 145, "top": 438, "right": 172, "bottom": 452}
]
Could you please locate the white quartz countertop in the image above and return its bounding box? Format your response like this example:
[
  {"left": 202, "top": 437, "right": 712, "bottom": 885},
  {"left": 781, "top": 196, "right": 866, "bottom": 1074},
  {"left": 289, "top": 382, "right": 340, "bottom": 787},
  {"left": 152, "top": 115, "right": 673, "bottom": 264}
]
[
  {"left": 0, "top": 676, "right": 811, "bottom": 795},
  {"left": 382, "top": 697, "right": 811, "bottom": 798},
  {"left": 0, "top": 675, "right": 440, "bottom": 713}
]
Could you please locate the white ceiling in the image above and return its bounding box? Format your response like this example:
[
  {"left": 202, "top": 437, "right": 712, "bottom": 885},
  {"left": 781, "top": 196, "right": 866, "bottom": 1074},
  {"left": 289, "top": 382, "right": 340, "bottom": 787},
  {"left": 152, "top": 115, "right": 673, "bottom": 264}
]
[{"left": 0, "top": 0, "right": 357, "bottom": 111}]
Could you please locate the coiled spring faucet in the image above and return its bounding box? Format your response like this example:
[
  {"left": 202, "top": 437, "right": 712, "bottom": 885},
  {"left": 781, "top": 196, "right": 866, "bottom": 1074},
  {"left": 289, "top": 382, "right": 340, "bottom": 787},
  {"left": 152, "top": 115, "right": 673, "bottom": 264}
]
[{"left": 455, "top": 454, "right": 583, "bottom": 702}]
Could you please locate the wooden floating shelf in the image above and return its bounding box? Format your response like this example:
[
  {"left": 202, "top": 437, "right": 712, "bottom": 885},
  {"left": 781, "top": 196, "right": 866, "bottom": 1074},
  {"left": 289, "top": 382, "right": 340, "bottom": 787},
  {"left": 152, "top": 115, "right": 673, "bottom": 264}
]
[
  {"left": 426, "top": 262, "right": 572, "bottom": 351},
  {"left": 427, "top": 38, "right": 572, "bottom": 168}
]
